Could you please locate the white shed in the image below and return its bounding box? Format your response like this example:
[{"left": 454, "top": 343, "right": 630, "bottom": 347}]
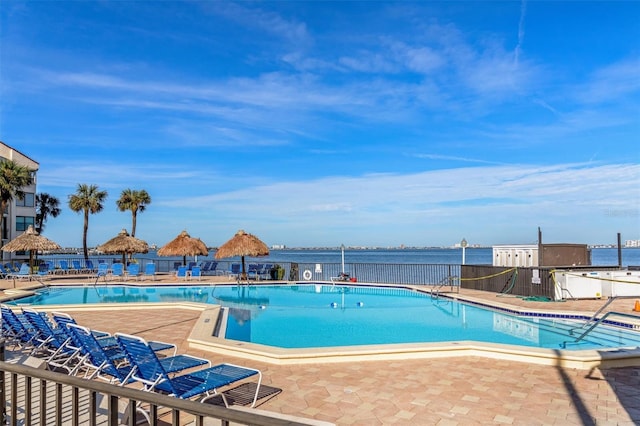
[{"left": 492, "top": 245, "right": 539, "bottom": 267}]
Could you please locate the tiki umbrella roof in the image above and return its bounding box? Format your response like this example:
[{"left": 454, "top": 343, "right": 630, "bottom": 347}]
[
  {"left": 157, "top": 230, "right": 208, "bottom": 266},
  {"left": 2, "top": 225, "right": 61, "bottom": 253},
  {"left": 214, "top": 230, "right": 269, "bottom": 281},
  {"left": 97, "top": 229, "right": 148, "bottom": 265},
  {"left": 2, "top": 225, "right": 61, "bottom": 275},
  {"left": 214, "top": 229, "right": 269, "bottom": 259},
  {"left": 157, "top": 230, "right": 208, "bottom": 257}
]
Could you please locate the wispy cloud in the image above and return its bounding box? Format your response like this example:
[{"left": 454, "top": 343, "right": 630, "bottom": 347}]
[
  {"left": 532, "top": 97, "right": 561, "bottom": 116},
  {"left": 514, "top": 0, "right": 527, "bottom": 68},
  {"left": 411, "top": 153, "right": 505, "bottom": 165},
  {"left": 201, "top": 2, "right": 311, "bottom": 44},
  {"left": 165, "top": 163, "right": 639, "bottom": 213},
  {"left": 574, "top": 58, "right": 640, "bottom": 105},
  {"left": 130, "top": 162, "right": 638, "bottom": 246}
]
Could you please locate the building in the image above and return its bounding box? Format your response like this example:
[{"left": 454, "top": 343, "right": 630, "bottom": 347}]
[
  {"left": 492, "top": 243, "right": 591, "bottom": 268},
  {"left": 0, "top": 141, "right": 39, "bottom": 263}
]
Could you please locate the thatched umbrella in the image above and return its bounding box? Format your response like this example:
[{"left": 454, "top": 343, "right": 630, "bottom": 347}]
[
  {"left": 157, "top": 230, "right": 208, "bottom": 266},
  {"left": 1, "top": 225, "right": 61, "bottom": 274},
  {"left": 97, "top": 229, "right": 149, "bottom": 266},
  {"left": 214, "top": 229, "right": 269, "bottom": 281}
]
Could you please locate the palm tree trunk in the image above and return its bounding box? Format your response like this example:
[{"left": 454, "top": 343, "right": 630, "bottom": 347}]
[
  {"left": 128, "top": 211, "right": 138, "bottom": 262},
  {"left": 241, "top": 255, "right": 247, "bottom": 281},
  {"left": 131, "top": 211, "right": 137, "bottom": 237},
  {"left": 83, "top": 210, "right": 89, "bottom": 261}
]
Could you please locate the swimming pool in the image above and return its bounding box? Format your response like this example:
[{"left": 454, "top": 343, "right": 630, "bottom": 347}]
[{"left": 7, "top": 284, "right": 640, "bottom": 352}]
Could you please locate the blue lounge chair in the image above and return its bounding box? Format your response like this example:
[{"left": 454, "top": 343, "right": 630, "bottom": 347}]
[
  {"left": 1, "top": 318, "right": 22, "bottom": 349},
  {"left": 247, "top": 264, "right": 260, "bottom": 280},
  {"left": 58, "top": 259, "right": 73, "bottom": 274},
  {"left": 112, "top": 334, "right": 209, "bottom": 373},
  {"left": 190, "top": 266, "right": 201, "bottom": 281},
  {"left": 0, "top": 264, "right": 10, "bottom": 279},
  {"left": 7, "top": 263, "right": 31, "bottom": 280},
  {"left": 1, "top": 305, "right": 39, "bottom": 349},
  {"left": 126, "top": 263, "right": 140, "bottom": 281},
  {"left": 92, "top": 263, "right": 109, "bottom": 283},
  {"left": 85, "top": 260, "right": 96, "bottom": 272},
  {"left": 69, "top": 326, "right": 191, "bottom": 382},
  {"left": 209, "top": 262, "right": 225, "bottom": 276},
  {"left": 4, "top": 263, "right": 18, "bottom": 273},
  {"left": 52, "top": 312, "right": 111, "bottom": 340},
  {"left": 251, "top": 263, "right": 268, "bottom": 280},
  {"left": 199, "top": 261, "right": 212, "bottom": 274},
  {"left": 22, "top": 308, "right": 83, "bottom": 373},
  {"left": 72, "top": 260, "right": 86, "bottom": 273},
  {"left": 176, "top": 266, "right": 188, "bottom": 280},
  {"left": 52, "top": 312, "right": 176, "bottom": 355},
  {"left": 115, "top": 333, "right": 262, "bottom": 406},
  {"left": 258, "top": 264, "right": 272, "bottom": 280},
  {"left": 142, "top": 263, "right": 156, "bottom": 281},
  {"left": 65, "top": 323, "right": 138, "bottom": 384},
  {"left": 36, "top": 262, "right": 52, "bottom": 279},
  {"left": 110, "top": 263, "right": 124, "bottom": 280},
  {"left": 64, "top": 324, "right": 159, "bottom": 423},
  {"left": 228, "top": 263, "right": 241, "bottom": 279}
]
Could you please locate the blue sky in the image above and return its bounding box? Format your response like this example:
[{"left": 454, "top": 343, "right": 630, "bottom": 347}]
[{"left": 1, "top": 1, "right": 638, "bottom": 249}]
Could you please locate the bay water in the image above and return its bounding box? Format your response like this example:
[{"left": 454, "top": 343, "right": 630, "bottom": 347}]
[
  {"left": 42, "top": 247, "right": 639, "bottom": 267},
  {"left": 148, "top": 247, "right": 637, "bottom": 266}
]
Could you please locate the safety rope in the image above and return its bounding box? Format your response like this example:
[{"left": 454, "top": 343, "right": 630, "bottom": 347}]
[{"left": 459, "top": 267, "right": 517, "bottom": 282}]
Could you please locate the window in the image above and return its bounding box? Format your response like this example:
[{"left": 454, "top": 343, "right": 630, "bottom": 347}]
[
  {"left": 16, "top": 216, "right": 35, "bottom": 231},
  {"left": 16, "top": 192, "right": 35, "bottom": 207}
]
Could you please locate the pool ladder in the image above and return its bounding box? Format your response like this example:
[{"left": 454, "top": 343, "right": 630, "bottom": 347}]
[{"left": 431, "top": 275, "right": 459, "bottom": 299}]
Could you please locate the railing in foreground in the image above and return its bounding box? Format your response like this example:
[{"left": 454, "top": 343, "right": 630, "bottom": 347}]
[{"left": 0, "top": 347, "right": 322, "bottom": 426}]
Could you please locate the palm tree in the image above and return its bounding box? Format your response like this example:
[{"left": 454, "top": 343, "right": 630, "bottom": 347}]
[
  {"left": 0, "top": 159, "right": 34, "bottom": 249},
  {"left": 35, "top": 192, "right": 62, "bottom": 234},
  {"left": 116, "top": 189, "right": 151, "bottom": 237},
  {"left": 68, "top": 184, "right": 108, "bottom": 260}
]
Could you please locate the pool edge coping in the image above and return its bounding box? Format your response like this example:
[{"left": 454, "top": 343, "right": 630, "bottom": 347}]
[{"left": 5, "top": 282, "right": 640, "bottom": 370}]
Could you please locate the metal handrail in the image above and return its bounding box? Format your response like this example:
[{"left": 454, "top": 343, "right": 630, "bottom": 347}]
[
  {"left": 573, "top": 310, "right": 640, "bottom": 344},
  {"left": 569, "top": 297, "right": 619, "bottom": 335},
  {"left": 569, "top": 296, "right": 640, "bottom": 335},
  {"left": 0, "top": 356, "right": 324, "bottom": 426},
  {"left": 431, "top": 275, "right": 459, "bottom": 299}
]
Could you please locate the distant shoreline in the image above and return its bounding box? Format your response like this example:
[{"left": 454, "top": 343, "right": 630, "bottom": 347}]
[{"left": 43, "top": 245, "right": 638, "bottom": 256}]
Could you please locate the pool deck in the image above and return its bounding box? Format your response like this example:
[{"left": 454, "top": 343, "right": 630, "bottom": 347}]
[{"left": 2, "top": 274, "right": 640, "bottom": 425}]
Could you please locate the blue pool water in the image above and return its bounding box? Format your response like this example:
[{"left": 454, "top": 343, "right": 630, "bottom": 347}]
[{"left": 8, "top": 284, "right": 640, "bottom": 351}]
